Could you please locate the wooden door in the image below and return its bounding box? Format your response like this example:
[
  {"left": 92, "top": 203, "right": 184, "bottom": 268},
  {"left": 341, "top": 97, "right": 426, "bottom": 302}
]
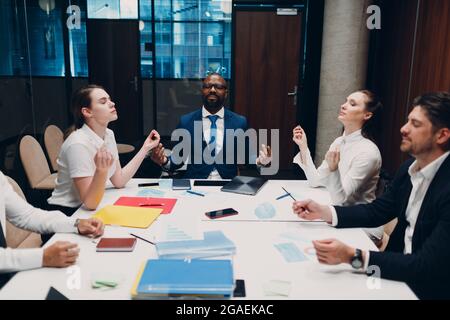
[
  {"left": 234, "top": 10, "right": 303, "bottom": 171},
  {"left": 87, "top": 19, "right": 142, "bottom": 143}
]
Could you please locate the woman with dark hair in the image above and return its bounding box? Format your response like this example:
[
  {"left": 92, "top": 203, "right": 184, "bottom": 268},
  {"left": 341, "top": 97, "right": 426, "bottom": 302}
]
[
  {"left": 293, "top": 90, "right": 383, "bottom": 241},
  {"left": 48, "top": 85, "right": 161, "bottom": 215}
]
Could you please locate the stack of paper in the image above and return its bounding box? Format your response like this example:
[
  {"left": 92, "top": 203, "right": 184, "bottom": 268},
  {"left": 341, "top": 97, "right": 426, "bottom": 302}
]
[
  {"left": 131, "top": 259, "right": 235, "bottom": 299},
  {"left": 156, "top": 231, "right": 236, "bottom": 259}
]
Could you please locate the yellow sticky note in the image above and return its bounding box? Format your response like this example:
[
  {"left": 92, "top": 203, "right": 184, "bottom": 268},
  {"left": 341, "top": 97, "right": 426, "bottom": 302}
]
[{"left": 93, "top": 205, "right": 161, "bottom": 229}]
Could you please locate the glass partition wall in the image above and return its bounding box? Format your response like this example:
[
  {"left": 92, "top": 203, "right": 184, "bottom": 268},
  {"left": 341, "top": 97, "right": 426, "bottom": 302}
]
[{"left": 0, "top": 0, "right": 232, "bottom": 178}]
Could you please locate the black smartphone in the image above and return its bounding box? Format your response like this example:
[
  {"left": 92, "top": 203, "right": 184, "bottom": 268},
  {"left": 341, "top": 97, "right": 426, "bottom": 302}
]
[
  {"left": 138, "top": 182, "right": 159, "bottom": 187},
  {"left": 233, "top": 279, "right": 246, "bottom": 298},
  {"left": 205, "top": 208, "right": 238, "bottom": 219}
]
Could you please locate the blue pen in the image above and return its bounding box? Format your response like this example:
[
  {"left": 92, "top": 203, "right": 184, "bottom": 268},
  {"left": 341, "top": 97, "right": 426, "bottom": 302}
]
[
  {"left": 186, "top": 190, "right": 205, "bottom": 197},
  {"left": 276, "top": 193, "right": 290, "bottom": 200},
  {"left": 281, "top": 187, "right": 297, "bottom": 201}
]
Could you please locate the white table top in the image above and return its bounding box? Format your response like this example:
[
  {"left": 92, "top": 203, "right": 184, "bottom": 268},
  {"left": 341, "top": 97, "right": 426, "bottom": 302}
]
[{"left": 0, "top": 179, "right": 417, "bottom": 300}]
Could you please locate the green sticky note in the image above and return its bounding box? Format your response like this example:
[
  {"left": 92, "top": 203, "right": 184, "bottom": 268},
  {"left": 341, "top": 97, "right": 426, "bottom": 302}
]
[{"left": 95, "top": 280, "right": 118, "bottom": 288}]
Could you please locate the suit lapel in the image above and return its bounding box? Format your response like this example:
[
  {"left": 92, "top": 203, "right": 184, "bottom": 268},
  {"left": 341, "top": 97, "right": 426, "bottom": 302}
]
[
  {"left": 412, "top": 155, "right": 450, "bottom": 249},
  {"left": 415, "top": 156, "right": 450, "bottom": 222}
]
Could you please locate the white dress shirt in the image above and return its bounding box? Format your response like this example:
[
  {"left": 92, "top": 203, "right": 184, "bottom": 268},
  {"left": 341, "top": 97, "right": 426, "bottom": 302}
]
[
  {"left": 48, "top": 124, "right": 119, "bottom": 208},
  {"left": 202, "top": 106, "right": 225, "bottom": 180},
  {"left": 0, "top": 171, "right": 77, "bottom": 273},
  {"left": 403, "top": 151, "right": 450, "bottom": 254},
  {"left": 294, "top": 129, "right": 383, "bottom": 239}
]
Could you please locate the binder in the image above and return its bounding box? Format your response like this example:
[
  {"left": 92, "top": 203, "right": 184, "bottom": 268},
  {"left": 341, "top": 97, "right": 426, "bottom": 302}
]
[
  {"left": 92, "top": 205, "right": 161, "bottom": 229},
  {"left": 132, "top": 259, "right": 234, "bottom": 298}
]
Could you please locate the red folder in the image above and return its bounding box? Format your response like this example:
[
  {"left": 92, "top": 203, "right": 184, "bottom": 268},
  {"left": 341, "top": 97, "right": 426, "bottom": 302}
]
[{"left": 114, "top": 196, "right": 177, "bottom": 214}]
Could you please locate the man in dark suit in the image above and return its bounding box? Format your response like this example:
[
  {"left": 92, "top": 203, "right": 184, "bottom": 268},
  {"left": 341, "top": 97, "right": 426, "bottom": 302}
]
[
  {"left": 292, "top": 92, "right": 450, "bottom": 299},
  {"left": 150, "top": 73, "right": 271, "bottom": 179}
]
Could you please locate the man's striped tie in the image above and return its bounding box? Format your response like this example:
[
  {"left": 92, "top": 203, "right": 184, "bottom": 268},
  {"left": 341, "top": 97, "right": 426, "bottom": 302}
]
[{"left": 208, "top": 115, "right": 219, "bottom": 157}]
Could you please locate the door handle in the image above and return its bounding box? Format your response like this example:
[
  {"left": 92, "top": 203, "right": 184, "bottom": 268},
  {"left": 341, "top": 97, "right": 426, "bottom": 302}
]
[
  {"left": 130, "top": 76, "right": 138, "bottom": 92},
  {"left": 287, "top": 85, "right": 297, "bottom": 107}
]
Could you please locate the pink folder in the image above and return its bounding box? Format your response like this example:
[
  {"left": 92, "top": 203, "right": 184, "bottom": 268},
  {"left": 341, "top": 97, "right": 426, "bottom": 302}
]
[{"left": 113, "top": 196, "right": 177, "bottom": 214}]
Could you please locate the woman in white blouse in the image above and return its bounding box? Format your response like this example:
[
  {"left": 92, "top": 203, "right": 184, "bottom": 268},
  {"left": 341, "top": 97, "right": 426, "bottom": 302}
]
[
  {"left": 48, "top": 85, "right": 161, "bottom": 215},
  {"left": 293, "top": 90, "right": 384, "bottom": 242}
]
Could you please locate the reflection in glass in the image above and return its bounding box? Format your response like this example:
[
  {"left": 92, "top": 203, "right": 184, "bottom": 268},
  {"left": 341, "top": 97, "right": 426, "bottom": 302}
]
[
  {"left": 87, "top": 0, "right": 138, "bottom": 19},
  {"left": 140, "top": 19, "right": 153, "bottom": 78},
  {"left": 68, "top": 3, "right": 88, "bottom": 77},
  {"left": 153, "top": 21, "right": 230, "bottom": 79}
]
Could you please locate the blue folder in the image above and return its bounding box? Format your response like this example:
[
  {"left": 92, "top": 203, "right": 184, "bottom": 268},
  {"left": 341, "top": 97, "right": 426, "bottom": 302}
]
[
  {"left": 156, "top": 231, "right": 236, "bottom": 259},
  {"left": 136, "top": 259, "right": 234, "bottom": 297}
]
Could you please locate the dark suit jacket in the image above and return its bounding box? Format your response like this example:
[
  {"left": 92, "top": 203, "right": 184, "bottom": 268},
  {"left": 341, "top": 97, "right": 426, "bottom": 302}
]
[
  {"left": 335, "top": 155, "right": 450, "bottom": 299},
  {"left": 166, "top": 108, "right": 254, "bottom": 179}
]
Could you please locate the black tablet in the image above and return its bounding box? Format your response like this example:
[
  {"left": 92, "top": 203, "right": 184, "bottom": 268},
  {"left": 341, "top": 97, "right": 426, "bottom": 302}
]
[{"left": 194, "top": 180, "right": 230, "bottom": 187}]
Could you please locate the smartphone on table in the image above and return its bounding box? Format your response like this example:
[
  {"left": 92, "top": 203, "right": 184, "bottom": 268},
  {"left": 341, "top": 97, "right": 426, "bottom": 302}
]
[{"left": 205, "top": 208, "right": 238, "bottom": 219}]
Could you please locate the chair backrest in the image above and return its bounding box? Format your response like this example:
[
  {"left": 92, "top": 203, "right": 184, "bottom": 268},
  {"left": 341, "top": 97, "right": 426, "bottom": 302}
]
[
  {"left": 19, "top": 135, "right": 51, "bottom": 189},
  {"left": 375, "top": 168, "right": 393, "bottom": 197},
  {"left": 5, "top": 176, "right": 42, "bottom": 249},
  {"left": 44, "top": 125, "right": 64, "bottom": 172}
]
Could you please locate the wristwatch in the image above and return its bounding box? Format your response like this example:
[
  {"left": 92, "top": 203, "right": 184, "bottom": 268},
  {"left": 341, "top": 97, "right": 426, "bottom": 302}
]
[{"left": 350, "top": 248, "right": 363, "bottom": 269}]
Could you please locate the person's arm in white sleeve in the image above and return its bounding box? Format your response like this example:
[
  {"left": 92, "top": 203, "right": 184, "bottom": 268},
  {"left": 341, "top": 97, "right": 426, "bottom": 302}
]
[
  {"left": 4, "top": 177, "right": 77, "bottom": 235},
  {"left": 0, "top": 173, "right": 77, "bottom": 272},
  {"left": 329, "top": 205, "right": 338, "bottom": 227},
  {"left": 0, "top": 247, "right": 44, "bottom": 273},
  {"left": 293, "top": 147, "right": 331, "bottom": 188},
  {"left": 327, "top": 151, "right": 380, "bottom": 205}
]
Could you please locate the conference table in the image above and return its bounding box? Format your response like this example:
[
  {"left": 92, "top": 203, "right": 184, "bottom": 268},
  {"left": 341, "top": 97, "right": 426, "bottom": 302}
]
[{"left": 0, "top": 179, "right": 417, "bottom": 300}]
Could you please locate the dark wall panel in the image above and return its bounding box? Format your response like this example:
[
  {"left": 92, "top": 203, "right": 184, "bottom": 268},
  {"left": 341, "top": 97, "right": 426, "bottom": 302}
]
[
  {"left": 369, "top": 0, "right": 450, "bottom": 175},
  {"left": 410, "top": 0, "right": 450, "bottom": 97},
  {"left": 368, "top": 0, "right": 418, "bottom": 175}
]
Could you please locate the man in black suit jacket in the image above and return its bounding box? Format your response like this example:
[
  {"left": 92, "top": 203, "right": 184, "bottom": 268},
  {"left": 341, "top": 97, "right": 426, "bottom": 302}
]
[{"left": 292, "top": 92, "right": 450, "bottom": 299}]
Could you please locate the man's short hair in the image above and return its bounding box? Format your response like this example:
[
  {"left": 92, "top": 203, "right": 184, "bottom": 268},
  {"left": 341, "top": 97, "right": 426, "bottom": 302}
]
[{"left": 413, "top": 92, "right": 450, "bottom": 150}]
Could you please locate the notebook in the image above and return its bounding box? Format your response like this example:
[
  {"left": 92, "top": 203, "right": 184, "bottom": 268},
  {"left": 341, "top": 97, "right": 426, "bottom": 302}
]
[
  {"left": 131, "top": 259, "right": 234, "bottom": 299},
  {"left": 172, "top": 179, "right": 191, "bottom": 190},
  {"left": 114, "top": 196, "right": 177, "bottom": 214},
  {"left": 92, "top": 205, "right": 162, "bottom": 229},
  {"left": 96, "top": 238, "right": 137, "bottom": 252},
  {"left": 221, "top": 176, "right": 268, "bottom": 196},
  {"left": 156, "top": 230, "right": 236, "bottom": 259}
]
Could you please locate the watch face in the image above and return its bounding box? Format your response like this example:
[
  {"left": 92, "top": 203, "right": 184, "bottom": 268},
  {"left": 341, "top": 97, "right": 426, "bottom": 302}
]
[{"left": 352, "top": 258, "right": 363, "bottom": 269}]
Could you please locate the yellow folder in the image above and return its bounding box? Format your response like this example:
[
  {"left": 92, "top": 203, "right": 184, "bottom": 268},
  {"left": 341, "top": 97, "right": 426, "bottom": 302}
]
[
  {"left": 93, "top": 205, "right": 162, "bottom": 229},
  {"left": 131, "top": 262, "right": 146, "bottom": 299}
]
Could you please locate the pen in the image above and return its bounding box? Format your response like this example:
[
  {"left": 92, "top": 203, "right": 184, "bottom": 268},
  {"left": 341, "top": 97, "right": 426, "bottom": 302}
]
[
  {"left": 138, "top": 203, "right": 165, "bottom": 206},
  {"left": 276, "top": 193, "right": 290, "bottom": 200},
  {"left": 130, "top": 233, "right": 156, "bottom": 245},
  {"left": 281, "top": 187, "right": 297, "bottom": 201},
  {"left": 186, "top": 190, "right": 205, "bottom": 197}
]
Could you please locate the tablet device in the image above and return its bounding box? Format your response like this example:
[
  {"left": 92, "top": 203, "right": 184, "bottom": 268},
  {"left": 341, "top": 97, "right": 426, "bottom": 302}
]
[
  {"left": 194, "top": 180, "right": 230, "bottom": 187},
  {"left": 221, "top": 176, "right": 267, "bottom": 196}
]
